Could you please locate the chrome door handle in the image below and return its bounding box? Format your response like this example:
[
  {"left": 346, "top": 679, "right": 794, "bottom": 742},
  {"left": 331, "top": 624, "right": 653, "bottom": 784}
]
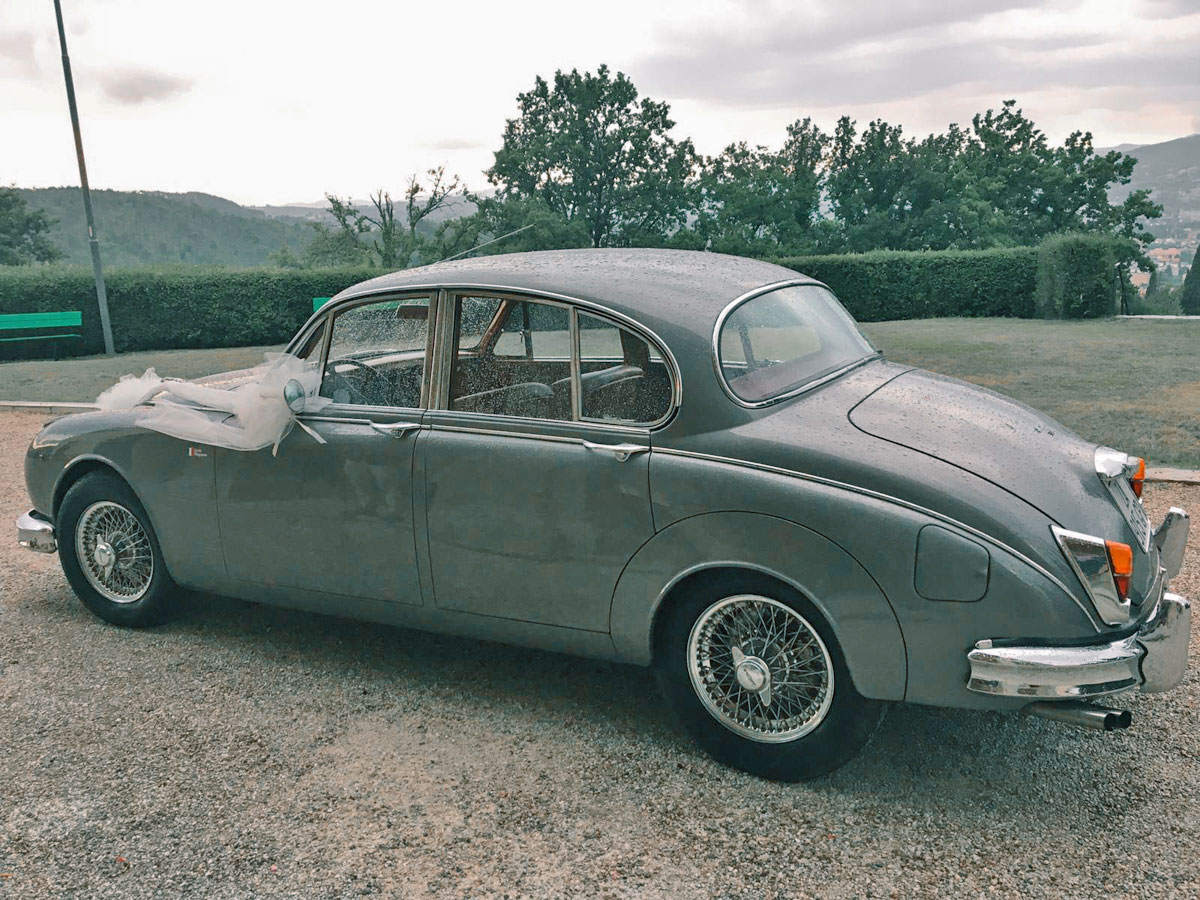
[
  {"left": 581, "top": 440, "right": 649, "bottom": 462},
  {"left": 369, "top": 421, "right": 421, "bottom": 438}
]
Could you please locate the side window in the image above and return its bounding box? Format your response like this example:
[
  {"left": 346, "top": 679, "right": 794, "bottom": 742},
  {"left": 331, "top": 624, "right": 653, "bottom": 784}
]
[
  {"left": 449, "top": 296, "right": 571, "bottom": 420},
  {"left": 577, "top": 312, "right": 672, "bottom": 425},
  {"left": 293, "top": 320, "right": 326, "bottom": 361},
  {"left": 319, "top": 295, "right": 430, "bottom": 408}
]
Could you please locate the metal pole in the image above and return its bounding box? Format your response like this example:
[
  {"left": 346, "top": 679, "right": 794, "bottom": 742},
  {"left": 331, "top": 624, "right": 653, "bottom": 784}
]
[{"left": 53, "top": 0, "right": 115, "bottom": 356}]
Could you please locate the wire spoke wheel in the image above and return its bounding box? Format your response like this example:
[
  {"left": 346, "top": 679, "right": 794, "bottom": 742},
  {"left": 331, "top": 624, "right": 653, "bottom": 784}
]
[
  {"left": 687, "top": 594, "right": 834, "bottom": 744},
  {"left": 74, "top": 501, "right": 154, "bottom": 604}
]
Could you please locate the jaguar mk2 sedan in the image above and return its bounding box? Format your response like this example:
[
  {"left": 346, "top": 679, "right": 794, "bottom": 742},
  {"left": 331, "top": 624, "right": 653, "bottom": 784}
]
[{"left": 18, "top": 249, "right": 1192, "bottom": 780}]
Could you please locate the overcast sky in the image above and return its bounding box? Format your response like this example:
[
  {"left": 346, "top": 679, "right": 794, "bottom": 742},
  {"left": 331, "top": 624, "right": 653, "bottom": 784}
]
[{"left": 3, "top": 0, "right": 1198, "bottom": 206}]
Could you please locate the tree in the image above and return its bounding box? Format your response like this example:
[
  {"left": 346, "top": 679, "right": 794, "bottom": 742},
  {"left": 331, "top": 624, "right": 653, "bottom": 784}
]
[
  {"left": 1182, "top": 263, "right": 1200, "bottom": 315},
  {"left": 687, "top": 118, "right": 830, "bottom": 256},
  {"left": 300, "top": 168, "right": 473, "bottom": 269},
  {"left": 0, "top": 186, "right": 62, "bottom": 265},
  {"left": 487, "top": 65, "right": 696, "bottom": 247}
]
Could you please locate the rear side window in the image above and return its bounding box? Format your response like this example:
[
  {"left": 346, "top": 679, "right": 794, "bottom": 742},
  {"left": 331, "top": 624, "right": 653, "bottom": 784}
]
[
  {"left": 577, "top": 311, "right": 672, "bottom": 425},
  {"left": 717, "top": 284, "right": 874, "bottom": 404}
]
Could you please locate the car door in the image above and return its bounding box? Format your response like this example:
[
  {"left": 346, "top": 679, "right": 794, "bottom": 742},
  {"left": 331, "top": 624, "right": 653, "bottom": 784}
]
[
  {"left": 215, "top": 292, "right": 433, "bottom": 605},
  {"left": 419, "top": 292, "right": 675, "bottom": 632}
]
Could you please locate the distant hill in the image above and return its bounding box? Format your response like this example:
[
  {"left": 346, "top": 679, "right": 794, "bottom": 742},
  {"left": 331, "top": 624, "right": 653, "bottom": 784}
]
[
  {"left": 17, "top": 188, "right": 314, "bottom": 266},
  {"left": 1102, "top": 134, "right": 1200, "bottom": 242},
  {"left": 250, "top": 192, "right": 482, "bottom": 226}
]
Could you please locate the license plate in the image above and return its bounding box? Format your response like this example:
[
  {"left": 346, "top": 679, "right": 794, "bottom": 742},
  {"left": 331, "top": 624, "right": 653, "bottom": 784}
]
[{"left": 1107, "top": 476, "right": 1152, "bottom": 552}]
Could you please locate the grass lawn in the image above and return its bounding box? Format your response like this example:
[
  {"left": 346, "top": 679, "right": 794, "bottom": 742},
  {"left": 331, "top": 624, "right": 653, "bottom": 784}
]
[
  {"left": 0, "top": 317, "right": 1196, "bottom": 467},
  {"left": 860, "top": 318, "right": 1200, "bottom": 469}
]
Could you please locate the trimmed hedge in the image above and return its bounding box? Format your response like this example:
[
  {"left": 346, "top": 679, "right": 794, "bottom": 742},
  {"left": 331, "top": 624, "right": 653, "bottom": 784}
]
[
  {"left": 0, "top": 239, "right": 1131, "bottom": 359},
  {"left": 772, "top": 248, "right": 1038, "bottom": 321},
  {"left": 0, "top": 266, "right": 375, "bottom": 360},
  {"left": 1034, "top": 234, "right": 1119, "bottom": 319}
]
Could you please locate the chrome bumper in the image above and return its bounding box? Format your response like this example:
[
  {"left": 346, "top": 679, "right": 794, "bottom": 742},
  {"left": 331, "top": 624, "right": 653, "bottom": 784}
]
[
  {"left": 967, "top": 589, "right": 1191, "bottom": 699},
  {"left": 17, "top": 509, "right": 57, "bottom": 553}
]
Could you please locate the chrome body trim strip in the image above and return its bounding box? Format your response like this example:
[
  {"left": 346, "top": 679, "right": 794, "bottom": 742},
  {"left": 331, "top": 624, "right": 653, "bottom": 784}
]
[
  {"left": 967, "top": 587, "right": 1190, "bottom": 698},
  {"left": 424, "top": 411, "right": 649, "bottom": 439},
  {"left": 652, "top": 445, "right": 1099, "bottom": 627},
  {"left": 17, "top": 509, "right": 57, "bottom": 553},
  {"left": 710, "top": 278, "right": 880, "bottom": 409}
]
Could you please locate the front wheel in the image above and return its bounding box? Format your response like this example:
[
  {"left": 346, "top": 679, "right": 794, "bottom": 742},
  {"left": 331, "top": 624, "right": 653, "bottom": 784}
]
[
  {"left": 58, "top": 472, "right": 175, "bottom": 627},
  {"left": 655, "top": 574, "right": 883, "bottom": 781}
]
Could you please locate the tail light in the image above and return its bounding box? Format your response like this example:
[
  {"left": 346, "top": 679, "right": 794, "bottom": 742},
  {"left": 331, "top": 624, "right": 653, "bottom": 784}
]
[
  {"left": 1104, "top": 540, "right": 1133, "bottom": 602},
  {"left": 1129, "top": 457, "right": 1146, "bottom": 498},
  {"left": 1052, "top": 526, "right": 1134, "bottom": 625}
]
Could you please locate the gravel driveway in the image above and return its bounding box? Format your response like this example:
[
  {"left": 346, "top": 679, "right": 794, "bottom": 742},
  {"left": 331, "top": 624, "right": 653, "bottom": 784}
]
[{"left": 2, "top": 409, "right": 1197, "bottom": 899}]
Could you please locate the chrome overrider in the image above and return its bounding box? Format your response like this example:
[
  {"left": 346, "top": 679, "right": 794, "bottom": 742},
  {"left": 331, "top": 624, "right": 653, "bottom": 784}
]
[
  {"left": 17, "top": 509, "right": 57, "bottom": 553},
  {"left": 968, "top": 507, "right": 1191, "bottom": 702}
]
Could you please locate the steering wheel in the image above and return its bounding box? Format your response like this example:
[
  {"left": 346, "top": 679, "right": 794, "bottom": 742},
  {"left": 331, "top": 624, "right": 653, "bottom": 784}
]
[{"left": 324, "top": 357, "right": 389, "bottom": 405}]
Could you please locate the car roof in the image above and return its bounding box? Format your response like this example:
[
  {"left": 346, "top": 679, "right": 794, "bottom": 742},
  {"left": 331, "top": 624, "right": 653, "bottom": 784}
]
[{"left": 334, "top": 248, "right": 814, "bottom": 335}]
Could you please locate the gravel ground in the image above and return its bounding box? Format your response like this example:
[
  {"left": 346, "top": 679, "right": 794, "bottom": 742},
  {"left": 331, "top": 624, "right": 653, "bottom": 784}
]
[{"left": 2, "top": 409, "right": 1198, "bottom": 899}]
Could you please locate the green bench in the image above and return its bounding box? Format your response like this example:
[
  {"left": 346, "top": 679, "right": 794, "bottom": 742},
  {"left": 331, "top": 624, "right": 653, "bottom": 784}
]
[{"left": 0, "top": 311, "right": 85, "bottom": 360}]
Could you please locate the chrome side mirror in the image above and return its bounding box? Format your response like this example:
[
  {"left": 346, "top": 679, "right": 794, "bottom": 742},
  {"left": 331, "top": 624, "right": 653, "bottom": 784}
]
[{"left": 283, "top": 379, "right": 307, "bottom": 413}]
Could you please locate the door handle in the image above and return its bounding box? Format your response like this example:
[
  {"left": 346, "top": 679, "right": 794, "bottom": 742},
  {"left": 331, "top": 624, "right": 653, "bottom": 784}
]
[
  {"left": 369, "top": 421, "right": 421, "bottom": 438},
  {"left": 581, "top": 440, "right": 650, "bottom": 462}
]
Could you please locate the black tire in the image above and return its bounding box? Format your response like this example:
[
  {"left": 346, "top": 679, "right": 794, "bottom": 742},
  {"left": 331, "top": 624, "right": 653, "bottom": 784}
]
[
  {"left": 58, "top": 472, "right": 175, "bottom": 627},
  {"left": 655, "top": 572, "right": 884, "bottom": 781}
]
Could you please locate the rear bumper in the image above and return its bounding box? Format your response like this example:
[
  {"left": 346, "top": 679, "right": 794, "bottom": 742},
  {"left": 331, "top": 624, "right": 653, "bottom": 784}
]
[
  {"left": 966, "top": 588, "right": 1191, "bottom": 699},
  {"left": 17, "top": 509, "right": 57, "bottom": 553}
]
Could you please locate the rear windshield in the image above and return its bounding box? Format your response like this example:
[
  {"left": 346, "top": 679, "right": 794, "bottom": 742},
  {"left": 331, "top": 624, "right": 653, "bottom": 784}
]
[{"left": 717, "top": 284, "right": 874, "bottom": 403}]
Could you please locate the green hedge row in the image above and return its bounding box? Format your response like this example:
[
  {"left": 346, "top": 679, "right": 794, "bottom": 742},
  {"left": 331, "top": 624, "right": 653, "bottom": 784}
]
[
  {"left": 774, "top": 237, "right": 1121, "bottom": 322},
  {"left": 0, "top": 266, "right": 374, "bottom": 360},
  {"left": 772, "top": 248, "right": 1039, "bottom": 321},
  {"left": 0, "top": 239, "right": 1126, "bottom": 360},
  {"left": 1034, "top": 233, "right": 1120, "bottom": 319}
]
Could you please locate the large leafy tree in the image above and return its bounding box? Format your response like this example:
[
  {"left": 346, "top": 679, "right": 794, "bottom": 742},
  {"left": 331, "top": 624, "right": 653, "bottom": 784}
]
[
  {"left": 487, "top": 65, "right": 697, "bottom": 247},
  {"left": 689, "top": 117, "right": 831, "bottom": 256},
  {"left": 0, "top": 186, "right": 62, "bottom": 265}
]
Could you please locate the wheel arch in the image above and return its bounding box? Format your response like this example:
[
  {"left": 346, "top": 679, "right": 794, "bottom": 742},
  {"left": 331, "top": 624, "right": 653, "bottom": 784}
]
[
  {"left": 53, "top": 456, "right": 141, "bottom": 520},
  {"left": 609, "top": 510, "right": 907, "bottom": 701}
]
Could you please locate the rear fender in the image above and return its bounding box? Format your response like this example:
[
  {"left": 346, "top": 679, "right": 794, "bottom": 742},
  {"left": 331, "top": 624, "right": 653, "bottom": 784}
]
[{"left": 609, "top": 511, "right": 908, "bottom": 701}]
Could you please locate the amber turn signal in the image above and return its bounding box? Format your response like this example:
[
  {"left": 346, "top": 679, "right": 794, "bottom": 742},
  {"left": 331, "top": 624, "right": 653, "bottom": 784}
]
[
  {"left": 1129, "top": 456, "right": 1146, "bottom": 498},
  {"left": 1105, "top": 539, "right": 1134, "bottom": 601}
]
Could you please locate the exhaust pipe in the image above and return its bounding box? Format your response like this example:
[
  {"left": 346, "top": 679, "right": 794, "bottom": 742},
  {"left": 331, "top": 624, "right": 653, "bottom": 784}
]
[{"left": 1024, "top": 701, "right": 1132, "bottom": 731}]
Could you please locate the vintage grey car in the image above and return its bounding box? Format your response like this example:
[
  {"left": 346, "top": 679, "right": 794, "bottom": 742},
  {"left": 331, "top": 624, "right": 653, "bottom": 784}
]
[{"left": 17, "top": 249, "right": 1192, "bottom": 780}]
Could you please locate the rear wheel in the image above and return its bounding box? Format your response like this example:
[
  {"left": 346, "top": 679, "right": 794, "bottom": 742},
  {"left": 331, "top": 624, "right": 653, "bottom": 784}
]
[
  {"left": 655, "top": 573, "right": 883, "bottom": 781},
  {"left": 58, "top": 472, "right": 175, "bottom": 627}
]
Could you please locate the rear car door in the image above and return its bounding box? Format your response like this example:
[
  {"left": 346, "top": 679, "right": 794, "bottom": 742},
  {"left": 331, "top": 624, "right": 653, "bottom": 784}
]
[
  {"left": 419, "top": 293, "right": 675, "bottom": 632},
  {"left": 215, "top": 292, "right": 433, "bottom": 605}
]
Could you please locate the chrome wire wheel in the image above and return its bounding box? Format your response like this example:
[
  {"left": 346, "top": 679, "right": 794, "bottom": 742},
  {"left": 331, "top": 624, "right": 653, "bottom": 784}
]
[
  {"left": 687, "top": 594, "right": 835, "bottom": 744},
  {"left": 74, "top": 501, "right": 154, "bottom": 604}
]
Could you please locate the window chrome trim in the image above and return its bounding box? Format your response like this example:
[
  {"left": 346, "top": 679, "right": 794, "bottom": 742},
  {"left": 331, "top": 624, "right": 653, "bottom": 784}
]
[
  {"left": 654, "top": 445, "right": 1103, "bottom": 631},
  {"left": 424, "top": 411, "right": 650, "bottom": 439},
  {"left": 711, "top": 279, "right": 880, "bottom": 409},
  {"left": 569, "top": 308, "right": 583, "bottom": 422},
  {"left": 287, "top": 289, "right": 437, "bottom": 412},
  {"left": 326, "top": 281, "right": 683, "bottom": 426},
  {"left": 437, "top": 287, "right": 677, "bottom": 430}
]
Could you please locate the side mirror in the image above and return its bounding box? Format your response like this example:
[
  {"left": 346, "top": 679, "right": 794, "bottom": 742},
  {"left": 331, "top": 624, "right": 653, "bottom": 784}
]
[{"left": 283, "top": 379, "right": 307, "bottom": 413}]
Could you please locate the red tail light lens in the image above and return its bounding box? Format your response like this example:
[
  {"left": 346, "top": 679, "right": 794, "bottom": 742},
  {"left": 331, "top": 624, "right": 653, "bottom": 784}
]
[{"left": 1105, "top": 540, "right": 1133, "bottom": 601}]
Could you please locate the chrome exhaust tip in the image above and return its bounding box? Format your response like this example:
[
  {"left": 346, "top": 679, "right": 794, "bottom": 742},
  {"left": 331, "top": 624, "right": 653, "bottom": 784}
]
[{"left": 1024, "top": 700, "right": 1132, "bottom": 732}]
